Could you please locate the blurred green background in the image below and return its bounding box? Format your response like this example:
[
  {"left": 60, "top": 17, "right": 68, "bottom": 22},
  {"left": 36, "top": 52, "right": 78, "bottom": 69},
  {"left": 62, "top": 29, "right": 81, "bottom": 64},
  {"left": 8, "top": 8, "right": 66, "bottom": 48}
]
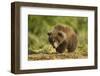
[{"left": 28, "top": 15, "right": 88, "bottom": 60}]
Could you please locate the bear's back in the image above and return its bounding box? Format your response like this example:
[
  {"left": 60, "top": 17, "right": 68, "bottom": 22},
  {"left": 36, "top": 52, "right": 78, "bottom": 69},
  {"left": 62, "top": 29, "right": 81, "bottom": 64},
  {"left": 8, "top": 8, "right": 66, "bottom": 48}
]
[{"left": 54, "top": 25, "right": 76, "bottom": 39}]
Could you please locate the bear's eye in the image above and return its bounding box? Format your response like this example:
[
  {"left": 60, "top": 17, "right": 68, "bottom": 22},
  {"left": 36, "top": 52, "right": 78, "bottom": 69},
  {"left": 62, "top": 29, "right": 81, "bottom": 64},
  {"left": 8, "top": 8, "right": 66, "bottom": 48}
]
[
  {"left": 52, "top": 38, "right": 56, "bottom": 42},
  {"left": 52, "top": 39, "right": 55, "bottom": 42}
]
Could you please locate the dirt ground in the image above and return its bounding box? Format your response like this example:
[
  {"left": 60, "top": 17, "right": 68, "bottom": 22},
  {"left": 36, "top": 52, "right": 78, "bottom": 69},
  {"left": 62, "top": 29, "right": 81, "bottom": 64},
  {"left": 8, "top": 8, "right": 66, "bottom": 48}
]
[{"left": 28, "top": 51, "right": 87, "bottom": 61}]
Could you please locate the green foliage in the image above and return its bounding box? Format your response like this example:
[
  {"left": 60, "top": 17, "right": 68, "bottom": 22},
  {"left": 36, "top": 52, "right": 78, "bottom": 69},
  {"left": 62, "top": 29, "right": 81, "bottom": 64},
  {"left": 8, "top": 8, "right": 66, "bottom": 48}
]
[{"left": 28, "top": 15, "right": 88, "bottom": 60}]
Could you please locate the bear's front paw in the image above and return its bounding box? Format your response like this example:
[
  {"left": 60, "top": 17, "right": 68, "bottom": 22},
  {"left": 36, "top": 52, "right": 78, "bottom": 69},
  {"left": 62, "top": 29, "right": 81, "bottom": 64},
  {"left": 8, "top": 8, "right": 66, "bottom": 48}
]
[{"left": 56, "top": 46, "right": 65, "bottom": 53}]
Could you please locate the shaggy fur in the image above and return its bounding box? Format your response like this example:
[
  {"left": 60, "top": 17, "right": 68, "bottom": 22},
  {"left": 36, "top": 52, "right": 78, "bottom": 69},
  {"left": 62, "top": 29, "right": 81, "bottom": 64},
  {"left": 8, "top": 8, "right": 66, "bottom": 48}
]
[{"left": 48, "top": 24, "right": 78, "bottom": 53}]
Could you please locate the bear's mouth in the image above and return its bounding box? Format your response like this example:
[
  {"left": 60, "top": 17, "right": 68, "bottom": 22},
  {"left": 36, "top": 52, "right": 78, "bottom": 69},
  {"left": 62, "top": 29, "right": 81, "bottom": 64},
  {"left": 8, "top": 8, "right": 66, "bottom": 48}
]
[{"left": 53, "top": 42, "right": 58, "bottom": 48}]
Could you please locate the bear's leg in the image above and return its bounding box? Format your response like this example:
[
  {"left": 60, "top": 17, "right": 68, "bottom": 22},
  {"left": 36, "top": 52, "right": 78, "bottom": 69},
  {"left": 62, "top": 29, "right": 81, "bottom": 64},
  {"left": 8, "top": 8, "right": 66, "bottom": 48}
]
[
  {"left": 67, "top": 40, "right": 77, "bottom": 52},
  {"left": 67, "top": 47, "right": 76, "bottom": 52},
  {"left": 67, "top": 34, "right": 77, "bottom": 52},
  {"left": 56, "top": 41, "right": 67, "bottom": 53},
  {"left": 56, "top": 46, "right": 65, "bottom": 53}
]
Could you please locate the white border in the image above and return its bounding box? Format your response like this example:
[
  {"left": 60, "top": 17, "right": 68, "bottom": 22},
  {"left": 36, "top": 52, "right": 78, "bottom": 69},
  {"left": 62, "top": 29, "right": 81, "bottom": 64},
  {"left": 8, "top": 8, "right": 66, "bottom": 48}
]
[{"left": 20, "top": 6, "right": 95, "bottom": 70}]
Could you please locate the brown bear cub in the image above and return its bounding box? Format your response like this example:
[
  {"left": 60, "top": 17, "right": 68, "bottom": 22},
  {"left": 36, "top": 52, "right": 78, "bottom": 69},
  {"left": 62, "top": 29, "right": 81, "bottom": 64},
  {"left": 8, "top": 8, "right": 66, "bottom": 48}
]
[{"left": 48, "top": 24, "right": 78, "bottom": 53}]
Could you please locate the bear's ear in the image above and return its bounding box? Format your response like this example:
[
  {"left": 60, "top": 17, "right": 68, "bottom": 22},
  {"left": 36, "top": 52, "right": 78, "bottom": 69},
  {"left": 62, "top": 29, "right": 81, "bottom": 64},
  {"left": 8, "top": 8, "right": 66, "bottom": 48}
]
[
  {"left": 48, "top": 32, "right": 52, "bottom": 36},
  {"left": 58, "top": 31, "right": 63, "bottom": 37},
  {"left": 58, "top": 31, "right": 66, "bottom": 38}
]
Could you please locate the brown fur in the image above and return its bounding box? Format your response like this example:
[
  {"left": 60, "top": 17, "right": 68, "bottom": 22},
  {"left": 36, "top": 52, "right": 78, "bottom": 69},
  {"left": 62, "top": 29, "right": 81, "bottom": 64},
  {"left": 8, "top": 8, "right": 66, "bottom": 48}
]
[{"left": 48, "top": 24, "right": 78, "bottom": 53}]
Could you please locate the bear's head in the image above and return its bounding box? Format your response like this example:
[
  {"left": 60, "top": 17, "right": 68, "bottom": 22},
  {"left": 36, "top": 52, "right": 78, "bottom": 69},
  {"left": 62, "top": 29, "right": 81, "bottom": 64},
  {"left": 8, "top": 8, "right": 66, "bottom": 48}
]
[{"left": 48, "top": 30, "right": 66, "bottom": 49}]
